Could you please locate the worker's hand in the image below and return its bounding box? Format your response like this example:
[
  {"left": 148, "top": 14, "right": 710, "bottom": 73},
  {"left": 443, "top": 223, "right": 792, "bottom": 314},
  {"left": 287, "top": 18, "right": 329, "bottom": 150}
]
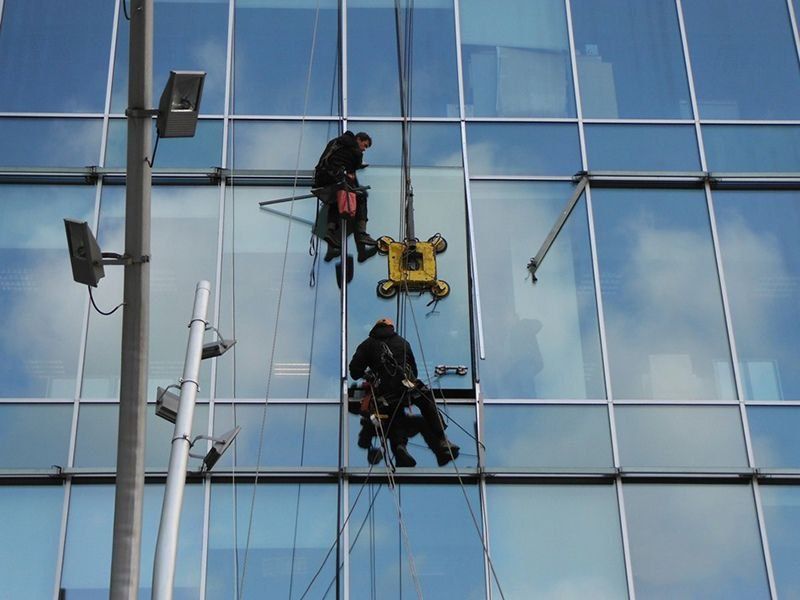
[{"left": 346, "top": 172, "right": 355, "bottom": 180}]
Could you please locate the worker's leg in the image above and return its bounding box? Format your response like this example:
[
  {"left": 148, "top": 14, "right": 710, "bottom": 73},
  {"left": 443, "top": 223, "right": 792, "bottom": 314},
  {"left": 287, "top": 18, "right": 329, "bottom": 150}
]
[
  {"left": 409, "top": 389, "right": 460, "bottom": 466},
  {"left": 323, "top": 194, "right": 341, "bottom": 262},
  {"left": 353, "top": 195, "right": 377, "bottom": 262}
]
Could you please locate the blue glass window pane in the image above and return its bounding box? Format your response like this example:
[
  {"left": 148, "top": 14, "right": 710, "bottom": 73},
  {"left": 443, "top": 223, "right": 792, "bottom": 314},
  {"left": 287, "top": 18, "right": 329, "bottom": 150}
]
[
  {"left": 571, "top": 0, "right": 691, "bottom": 119},
  {"left": 105, "top": 119, "right": 223, "bottom": 169},
  {"left": 467, "top": 123, "right": 580, "bottom": 176},
  {"left": 348, "top": 0, "right": 459, "bottom": 117},
  {"left": 0, "top": 404, "right": 72, "bottom": 469},
  {"left": 760, "top": 485, "right": 800, "bottom": 599},
  {"left": 0, "top": 485, "right": 63, "bottom": 600},
  {"left": 616, "top": 405, "right": 747, "bottom": 469},
  {"left": 487, "top": 484, "right": 628, "bottom": 598},
  {"left": 0, "top": 118, "right": 102, "bottom": 168},
  {"left": 349, "top": 484, "right": 485, "bottom": 598},
  {"left": 0, "top": 1, "right": 114, "bottom": 112},
  {"left": 81, "top": 186, "right": 218, "bottom": 399},
  {"left": 682, "top": 0, "right": 800, "bottom": 119},
  {"left": 207, "top": 483, "right": 338, "bottom": 599},
  {"left": 592, "top": 188, "right": 735, "bottom": 400},
  {"left": 704, "top": 126, "right": 800, "bottom": 173},
  {"left": 625, "top": 484, "right": 770, "bottom": 598},
  {"left": 460, "top": 0, "right": 575, "bottom": 117},
  {"left": 0, "top": 185, "right": 95, "bottom": 397},
  {"left": 229, "top": 120, "right": 340, "bottom": 170},
  {"left": 714, "top": 191, "right": 800, "bottom": 400},
  {"left": 233, "top": 0, "right": 340, "bottom": 116},
  {"left": 750, "top": 407, "right": 800, "bottom": 468},
  {"left": 214, "top": 403, "right": 338, "bottom": 467},
  {"left": 472, "top": 182, "right": 604, "bottom": 399},
  {"left": 484, "top": 405, "right": 612, "bottom": 468},
  {"left": 585, "top": 125, "right": 700, "bottom": 172},
  {"left": 111, "top": 0, "right": 229, "bottom": 114},
  {"left": 347, "top": 121, "right": 462, "bottom": 167}
]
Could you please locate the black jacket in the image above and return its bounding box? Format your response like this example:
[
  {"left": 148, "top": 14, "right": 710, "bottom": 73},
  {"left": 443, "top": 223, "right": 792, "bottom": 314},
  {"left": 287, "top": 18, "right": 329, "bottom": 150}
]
[
  {"left": 349, "top": 323, "right": 418, "bottom": 398},
  {"left": 314, "top": 131, "right": 365, "bottom": 187}
]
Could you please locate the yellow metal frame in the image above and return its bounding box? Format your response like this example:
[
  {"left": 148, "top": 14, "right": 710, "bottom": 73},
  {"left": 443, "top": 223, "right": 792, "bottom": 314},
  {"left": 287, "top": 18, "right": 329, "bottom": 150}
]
[{"left": 376, "top": 236, "right": 450, "bottom": 299}]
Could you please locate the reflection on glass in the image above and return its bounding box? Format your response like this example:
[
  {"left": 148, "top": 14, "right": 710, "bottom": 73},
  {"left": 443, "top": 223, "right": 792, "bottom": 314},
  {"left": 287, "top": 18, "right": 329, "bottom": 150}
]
[
  {"left": 585, "top": 125, "right": 699, "bottom": 172},
  {"left": 348, "top": 0, "right": 459, "bottom": 117},
  {"left": 704, "top": 126, "right": 800, "bottom": 174},
  {"left": 348, "top": 404, "right": 477, "bottom": 469},
  {"left": 592, "top": 189, "right": 735, "bottom": 400},
  {"left": 484, "top": 405, "right": 612, "bottom": 468},
  {"left": 467, "top": 123, "right": 580, "bottom": 176},
  {"left": 616, "top": 405, "right": 747, "bottom": 469},
  {"left": 61, "top": 484, "right": 204, "bottom": 599},
  {"left": 0, "top": 185, "right": 94, "bottom": 397},
  {"left": 73, "top": 403, "right": 209, "bottom": 470},
  {"left": 82, "top": 186, "right": 218, "bottom": 399},
  {"left": 207, "top": 483, "right": 337, "bottom": 599},
  {"left": 487, "top": 484, "right": 627, "bottom": 599},
  {"left": 760, "top": 485, "right": 800, "bottom": 599},
  {"left": 0, "top": 1, "right": 113, "bottom": 112},
  {"left": 682, "top": 0, "right": 800, "bottom": 119},
  {"left": 229, "top": 120, "right": 339, "bottom": 170},
  {"left": 214, "top": 403, "right": 338, "bottom": 468},
  {"left": 0, "top": 404, "right": 72, "bottom": 469},
  {"left": 624, "top": 484, "right": 769, "bottom": 598},
  {"left": 233, "top": 0, "right": 339, "bottom": 116},
  {"left": 571, "top": 0, "right": 691, "bottom": 119},
  {"left": 460, "top": 0, "right": 575, "bottom": 117},
  {"left": 472, "top": 182, "right": 604, "bottom": 399},
  {"left": 349, "top": 484, "right": 485, "bottom": 598},
  {"left": 347, "top": 121, "right": 462, "bottom": 167},
  {"left": 111, "top": 0, "right": 229, "bottom": 114},
  {"left": 750, "top": 407, "right": 800, "bottom": 469},
  {"left": 0, "top": 118, "right": 102, "bottom": 168},
  {"left": 715, "top": 191, "right": 800, "bottom": 400}
]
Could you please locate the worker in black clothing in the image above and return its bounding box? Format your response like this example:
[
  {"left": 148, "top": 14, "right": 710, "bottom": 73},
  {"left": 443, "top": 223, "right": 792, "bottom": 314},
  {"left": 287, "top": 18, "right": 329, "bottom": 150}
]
[
  {"left": 313, "top": 130, "right": 378, "bottom": 263},
  {"left": 349, "top": 318, "right": 460, "bottom": 467}
]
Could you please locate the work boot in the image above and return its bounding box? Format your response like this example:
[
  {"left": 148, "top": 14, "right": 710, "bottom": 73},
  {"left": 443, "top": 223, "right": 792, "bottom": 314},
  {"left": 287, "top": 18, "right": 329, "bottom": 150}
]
[
  {"left": 356, "top": 242, "right": 378, "bottom": 263},
  {"left": 392, "top": 444, "right": 417, "bottom": 468},
  {"left": 354, "top": 220, "right": 377, "bottom": 246},
  {"left": 324, "top": 244, "right": 341, "bottom": 262},
  {"left": 357, "top": 422, "right": 374, "bottom": 449},
  {"left": 435, "top": 440, "right": 460, "bottom": 467},
  {"left": 367, "top": 447, "right": 384, "bottom": 465}
]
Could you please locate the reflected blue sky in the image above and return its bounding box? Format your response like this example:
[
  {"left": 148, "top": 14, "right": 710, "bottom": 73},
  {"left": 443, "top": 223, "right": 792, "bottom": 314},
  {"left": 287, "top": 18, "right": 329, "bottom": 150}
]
[
  {"left": 760, "top": 485, "right": 800, "bottom": 599},
  {"left": 0, "top": 404, "right": 72, "bottom": 469},
  {"left": 585, "top": 125, "right": 700, "bottom": 172},
  {"left": 704, "top": 126, "right": 800, "bottom": 174},
  {"left": 0, "top": 118, "right": 103, "bottom": 168},
  {"left": 749, "top": 407, "right": 800, "bottom": 469}
]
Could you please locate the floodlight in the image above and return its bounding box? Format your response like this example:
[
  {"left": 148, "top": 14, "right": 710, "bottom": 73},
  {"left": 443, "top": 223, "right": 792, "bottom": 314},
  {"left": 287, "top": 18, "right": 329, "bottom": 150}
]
[
  {"left": 156, "top": 386, "right": 181, "bottom": 424},
  {"left": 201, "top": 338, "right": 236, "bottom": 360},
  {"left": 64, "top": 219, "right": 105, "bottom": 287},
  {"left": 156, "top": 70, "right": 205, "bottom": 138},
  {"left": 202, "top": 426, "right": 241, "bottom": 471}
]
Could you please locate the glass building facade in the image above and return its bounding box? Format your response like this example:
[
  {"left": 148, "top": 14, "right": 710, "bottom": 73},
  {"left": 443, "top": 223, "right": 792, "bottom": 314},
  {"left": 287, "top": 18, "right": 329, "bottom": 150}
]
[{"left": 1, "top": 0, "right": 800, "bottom": 598}]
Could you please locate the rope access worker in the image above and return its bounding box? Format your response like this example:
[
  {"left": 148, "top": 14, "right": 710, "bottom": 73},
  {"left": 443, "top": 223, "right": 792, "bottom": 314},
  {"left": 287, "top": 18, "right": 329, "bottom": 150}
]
[
  {"left": 313, "top": 130, "right": 378, "bottom": 264},
  {"left": 349, "top": 318, "right": 460, "bottom": 467}
]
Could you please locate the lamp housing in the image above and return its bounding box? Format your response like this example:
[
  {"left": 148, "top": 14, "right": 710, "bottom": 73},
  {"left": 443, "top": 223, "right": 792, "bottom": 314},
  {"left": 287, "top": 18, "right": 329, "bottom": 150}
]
[
  {"left": 203, "top": 426, "right": 241, "bottom": 471},
  {"left": 155, "top": 387, "right": 181, "bottom": 424},
  {"left": 64, "top": 219, "right": 105, "bottom": 287},
  {"left": 201, "top": 338, "right": 236, "bottom": 360},
  {"left": 156, "top": 70, "right": 206, "bottom": 138}
]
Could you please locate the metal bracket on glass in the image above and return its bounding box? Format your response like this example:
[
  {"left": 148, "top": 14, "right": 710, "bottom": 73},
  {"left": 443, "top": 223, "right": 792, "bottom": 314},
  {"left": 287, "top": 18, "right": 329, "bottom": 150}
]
[
  {"left": 124, "top": 108, "right": 160, "bottom": 118},
  {"left": 99, "top": 252, "right": 150, "bottom": 266},
  {"left": 434, "top": 364, "right": 468, "bottom": 377}
]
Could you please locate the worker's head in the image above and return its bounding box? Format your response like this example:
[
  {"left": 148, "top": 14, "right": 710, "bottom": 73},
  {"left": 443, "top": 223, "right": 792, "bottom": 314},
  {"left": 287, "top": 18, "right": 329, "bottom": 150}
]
[
  {"left": 375, "top": 317, "right": 393, "bottom": 329},
  {"left": 355, "top": 132, "right": 372, "bottom": 152}
]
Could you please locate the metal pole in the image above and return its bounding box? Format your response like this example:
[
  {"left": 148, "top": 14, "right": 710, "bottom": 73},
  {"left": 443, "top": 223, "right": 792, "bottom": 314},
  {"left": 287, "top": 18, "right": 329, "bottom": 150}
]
[
  {"left": 110, "top": 1, "right": 153, "bottom": 598},
  {"left": 152, "top": 280, "right": 211, "bottom": 600}
]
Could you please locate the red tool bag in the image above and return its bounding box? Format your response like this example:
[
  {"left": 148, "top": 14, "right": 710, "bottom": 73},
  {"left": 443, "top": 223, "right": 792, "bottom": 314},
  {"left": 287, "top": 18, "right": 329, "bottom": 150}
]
[{"left": 336, "top": 189, "right": 357, "bottom": 218}]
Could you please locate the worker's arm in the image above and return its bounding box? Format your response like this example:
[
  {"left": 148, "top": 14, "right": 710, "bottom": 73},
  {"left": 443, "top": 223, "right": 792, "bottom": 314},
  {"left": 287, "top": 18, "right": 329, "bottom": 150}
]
[
  {"left": 405, "top": 341, "right": 418, "bottom": 379},
  {"left": 349, "top": 339, "right": 370, "bottom": 380}
]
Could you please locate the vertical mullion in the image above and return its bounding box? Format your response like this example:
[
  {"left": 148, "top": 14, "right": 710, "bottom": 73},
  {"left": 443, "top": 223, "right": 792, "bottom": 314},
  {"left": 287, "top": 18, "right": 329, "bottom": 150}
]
[
  {"left": 786, "top": 0, "right": 800, "bottom": 70},
  {"left": 51, "top": 481, "right": 72, "bottom": 600},
  {"left": 564, "top": 0, "right": 588, "bottom": 172},
  {"left": 615, "top": 480, "right": 636, "bottom": 600},
  {"left": 674, "top": 0, "right": 708, "bottom": 171},
  {"left": 752, "top": 479, "right": 779, "bottom": 599}
]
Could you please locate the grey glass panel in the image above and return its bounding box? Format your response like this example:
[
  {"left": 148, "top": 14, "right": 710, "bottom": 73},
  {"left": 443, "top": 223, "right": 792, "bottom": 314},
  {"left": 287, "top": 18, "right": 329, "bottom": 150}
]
[
  {"left": 592, "top": 188, "right": 735, "bottom": 400},
  {"left": 0, "top": 404, "right": 72, "bottom": 469},
  {"left": 73, "top": 403, "right": 208, "bottom": 469},
  {"left": 61, "top": 484, "right": 203, "bottom": 599},
  {"left": 348, "top": 0, "right": 459, "bottom": 117},
  {"left": 105, "top": 119, "right": 223, "bottom": 169},
  {"left": 82, "top": 186, "right": 218, "bottom": 399},
  {"left": 460, "top": 0, "right": 575, "bottom": 117},
  {"left": 625, "top": 484, "right": 769, "bottom": 599},
  {"left": 682, "top": 0, "right": 800, "bottom": 119},
  {"left": 348, "top": 404, "right": 476, "bottom": 469},
  {"left": 760, "top": 485, "right": 800, "bottom": 599},
  {"left": 229, "top": 120, "right": 339, "bottom": 170},
  {"left": 571, "top": 0, "right": 691, "bottom": 119},
  {"left": 0, "top": 185, "right": 95, "bottom": 397},
  {"left": 704, "top": 126, "right": 800, "bottom": 173},
  {"left": 616, "top": 405, "right": 747, "bottom": 469},
  {"left": 215, "top": 186, "right": 340, "bottom": 398},
  {"left": 467, "top": 123, "right": 580, "bottom": 176},
  {"left": 750, "top": 407, "right": 800, "bottom": 469},
  {"left": 0, "top": 485, "right": 63, "bottom": 600},
  {"left": 487, "top": 484, "right": 627, "bottom": 599},
  {"left": 207, "top": 483, "right": 337, "bottom": 599},
  {"left": 349, "top": 483, "right": 485, "bottom": 598},
  {"left": 472, "top": 182, "right": 604, "bottom": 399},
  {"left": 347, "top": 121, "right": 462, "bottom": 167},
  {"left": 0, "top": 1, "right": 113, "bottom": 112},
  {"left": 214, "top": 403, "right": 338, "bottom": 467},
  {"left": 585, "top": 125, "right": 700, "bottom": 172},
  {"left": 484, "top": 405, "right": 612, "bottom": 468},
  {"left": 347, "top": 167, "right": 472, "bottom": 390},
  {"left": 233, "top": 0, "right": 340, "bottom": 116},
  {"left": 111, "top": 0, "right": 229, "bottom": 114},
  {"left": 0, "top": 118, "right": 102, "bottom": 167},
  {"left": 715, "top": 191, "right": 800, "bottom": 400}
]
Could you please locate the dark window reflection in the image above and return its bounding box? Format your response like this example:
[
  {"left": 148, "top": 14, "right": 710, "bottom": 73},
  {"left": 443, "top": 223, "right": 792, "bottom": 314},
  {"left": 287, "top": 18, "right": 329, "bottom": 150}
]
[
  {"left": 704, "top": 126, "right": 800, "bottom": 173},
  {"left": 585, "top": 125, "right": 700, "bottom": 172},
  {"left": 0, "top": 404, "right": 72, "bottom": 469},
  {"left": 750, "top": 407, "right": 800, "bottom": 469},
  {"left": 0, "top": 118, "right": 102, "bottom": 168},
  {"left": 760, "top": 485, "right": 800, "bottom": 599}
]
